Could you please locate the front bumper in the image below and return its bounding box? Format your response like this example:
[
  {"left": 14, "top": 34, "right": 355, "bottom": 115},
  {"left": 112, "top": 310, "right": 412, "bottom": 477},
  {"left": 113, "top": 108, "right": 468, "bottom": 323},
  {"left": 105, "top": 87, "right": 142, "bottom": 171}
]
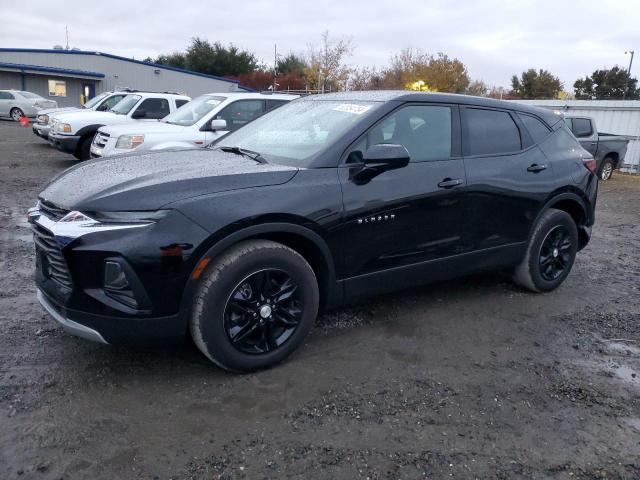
[
  {"left": 33, "top": 123, "right": 51, "bottom": 139},
  {"left": 38, "top": 289, "right": 108, "bottom": 344},
  {"left": 31, "top": 205, "right": 210, "bottom": 345},
  {"left": 48, "top": 132, "right": 81, "bottom": 154}
]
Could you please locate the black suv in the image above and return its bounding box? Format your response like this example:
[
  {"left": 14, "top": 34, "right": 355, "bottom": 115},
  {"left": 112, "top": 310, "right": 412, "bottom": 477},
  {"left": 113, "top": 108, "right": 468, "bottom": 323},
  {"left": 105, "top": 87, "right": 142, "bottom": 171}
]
[{"left": 30, "top": 91, "right": 597, "bottom": 372}]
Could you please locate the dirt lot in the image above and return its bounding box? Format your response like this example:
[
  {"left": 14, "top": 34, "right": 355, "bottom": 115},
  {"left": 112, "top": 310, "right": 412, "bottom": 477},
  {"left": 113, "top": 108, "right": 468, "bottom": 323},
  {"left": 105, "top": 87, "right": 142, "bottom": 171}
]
[{"left": 1, "top": 120, "right": 639, "bottom": 480}]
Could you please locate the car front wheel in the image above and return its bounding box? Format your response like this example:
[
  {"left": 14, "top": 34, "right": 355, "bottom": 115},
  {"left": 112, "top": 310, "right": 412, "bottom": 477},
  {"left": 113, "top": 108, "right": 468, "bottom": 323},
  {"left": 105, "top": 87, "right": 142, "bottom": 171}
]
[
  {"left": 10, "top": 108, "right": 24, "bottom": 122},
  {"left": 512, "top": 208, "right": 578, "bottom": 293},
  {"left": 190, "top": 240, "right": 319, "bottom": 372}
]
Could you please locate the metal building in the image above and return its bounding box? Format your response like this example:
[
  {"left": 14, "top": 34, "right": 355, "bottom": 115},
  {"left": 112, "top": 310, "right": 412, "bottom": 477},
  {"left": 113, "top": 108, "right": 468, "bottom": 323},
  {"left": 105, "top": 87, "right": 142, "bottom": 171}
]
[
  {"left": 514, "top": 99, "right": 640, "bottom": 173},
  {"left": 0, "top": 48, "right": 248, "bottom": 107}
]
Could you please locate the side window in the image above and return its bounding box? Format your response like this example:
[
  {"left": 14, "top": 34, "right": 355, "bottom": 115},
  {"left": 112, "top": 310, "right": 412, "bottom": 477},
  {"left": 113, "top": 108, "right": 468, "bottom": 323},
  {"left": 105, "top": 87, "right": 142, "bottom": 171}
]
[
  {"left": 518, "top": 113, "right": 551, "bottom": 144},
  {"left": 0, "top": 92, "right": 15, "bottom": 100},
  {"left": 99, "top": 95, "right": 125, "bottom": 111},
  {"left": 175, "top": 99, "right": 189, "bottom": 108},
  {"left": 266, "top": 100, "right": 288, "bottom": 112},
  {"left": 136, "top": 98, "right": 170, "bottom": 119},
  {"left": 347, "top": 105, "right": 452, "bottom": 163},
  {"left": 215, "top": 100, "right": 265, "bottom": 131},
  {"left": 466, "top": 108, "right": 521, "bottom": 156},
  {"left": 571, "top": 118, "right": 593, "bottom": 138}
]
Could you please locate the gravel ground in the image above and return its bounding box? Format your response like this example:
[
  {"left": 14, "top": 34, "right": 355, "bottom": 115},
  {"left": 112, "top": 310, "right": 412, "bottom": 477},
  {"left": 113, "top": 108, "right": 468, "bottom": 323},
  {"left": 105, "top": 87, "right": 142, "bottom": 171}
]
[{"left": 1, "top": 120, "right": 639, "bottom": 480}]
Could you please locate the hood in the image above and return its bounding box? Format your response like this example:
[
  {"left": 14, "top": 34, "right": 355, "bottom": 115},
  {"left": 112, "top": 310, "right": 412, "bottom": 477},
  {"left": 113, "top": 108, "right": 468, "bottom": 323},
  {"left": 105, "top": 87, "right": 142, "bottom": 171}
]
[
  {"left": 53, "top": 110, "right": 122, "bottom": 127},
  {"left": 39, "top": 149, "right": 298, "bottom": 212},
  {"left": 37, "top": 106, "right": 79, "bottom": 116},
  {"left": 99, "top": 121, "right": 183, "bottom": 137}
]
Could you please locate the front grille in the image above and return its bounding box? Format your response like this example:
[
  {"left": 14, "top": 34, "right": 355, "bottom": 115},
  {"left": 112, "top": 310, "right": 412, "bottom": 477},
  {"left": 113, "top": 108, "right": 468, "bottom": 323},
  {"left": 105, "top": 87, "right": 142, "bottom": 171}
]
[
  {"left": 39, "top": 200, "right": 69, "bottom": 221},
  {"left": 93, "top": 131, "right": 110, "bottom": 148},
  {"left": 32, "top": 222, "right": 73, "bottom": 288}
]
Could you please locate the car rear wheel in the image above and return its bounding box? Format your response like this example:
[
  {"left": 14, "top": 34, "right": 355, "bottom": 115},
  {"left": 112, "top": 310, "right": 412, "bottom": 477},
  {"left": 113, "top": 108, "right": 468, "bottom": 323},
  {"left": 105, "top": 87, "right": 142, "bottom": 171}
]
[
  {"left": 73, "top": 135, "right": 93, "bottom": 161},
  {"left": 190, "top": 240, "right": 319, "bottom": 372},
  {"left": 512, "top": 208, "right": 578, "bottom": 293},
  {"left": 599, "top": 157, "right": 614, "bottom": 181},
  {"left": 10, "top": 108, "right": 24, "bottom": 122}
]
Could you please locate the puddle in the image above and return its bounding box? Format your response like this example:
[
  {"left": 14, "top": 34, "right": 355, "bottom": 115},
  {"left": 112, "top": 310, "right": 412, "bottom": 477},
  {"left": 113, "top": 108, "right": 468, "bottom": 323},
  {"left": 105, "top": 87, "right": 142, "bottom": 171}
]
[
  {"left": 626, "top": 417, "right": 640, "bottom": 431},
  {"left": 614, "top": 364, "right": 639, "bottom": 384},
  {"left": 601, "top": 340, "right": 640, "bottom": 356}
]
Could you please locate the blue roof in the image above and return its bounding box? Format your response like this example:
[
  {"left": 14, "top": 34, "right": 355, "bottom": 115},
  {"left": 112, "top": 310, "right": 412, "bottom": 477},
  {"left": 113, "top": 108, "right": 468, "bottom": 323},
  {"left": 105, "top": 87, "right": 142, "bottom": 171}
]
[
  {"left": 0, "top": 61, "right": 105, "bottom": 78},
  {"left": 0, "top": 48, "right": 242, "bottom": 85}
]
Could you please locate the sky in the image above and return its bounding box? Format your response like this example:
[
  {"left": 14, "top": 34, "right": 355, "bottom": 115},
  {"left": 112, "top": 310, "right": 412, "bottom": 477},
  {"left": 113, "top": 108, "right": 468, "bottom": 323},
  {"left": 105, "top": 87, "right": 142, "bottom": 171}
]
[{"left": 1, "top": 0, "right": 638, "bottom": 89}]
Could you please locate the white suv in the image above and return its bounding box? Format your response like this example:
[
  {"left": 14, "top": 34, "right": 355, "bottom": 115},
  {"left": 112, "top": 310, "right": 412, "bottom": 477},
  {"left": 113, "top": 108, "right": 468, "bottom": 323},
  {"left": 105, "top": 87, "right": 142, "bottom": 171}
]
[
  {"left": 33, "top": 91, "right": 128, "bottom": 140},
  {"left": 90, "top": 92, "right": 297, "bottom": 158},
  {"left": 48, "top": 91, "right": 191, "bottom": 160}
]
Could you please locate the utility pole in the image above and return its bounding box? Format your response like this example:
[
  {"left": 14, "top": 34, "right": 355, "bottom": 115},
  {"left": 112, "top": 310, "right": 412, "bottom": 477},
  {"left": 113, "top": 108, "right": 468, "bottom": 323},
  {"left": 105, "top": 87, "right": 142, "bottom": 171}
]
[
  {"left": 624, "top": 50, "right": 634, "bottom": 100},
  {"left": 65, "top": 26, "right": 69, "bottom": 50},
  {"left": 273, "top": 44, "right": 278, "bottom": 92}
]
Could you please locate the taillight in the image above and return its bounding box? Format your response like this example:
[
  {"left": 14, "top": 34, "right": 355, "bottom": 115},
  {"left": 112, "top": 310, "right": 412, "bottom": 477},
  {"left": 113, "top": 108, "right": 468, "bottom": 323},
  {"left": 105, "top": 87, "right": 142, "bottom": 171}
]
[{"left": 583, "top": 158, "right": 597, "bottom": 174}]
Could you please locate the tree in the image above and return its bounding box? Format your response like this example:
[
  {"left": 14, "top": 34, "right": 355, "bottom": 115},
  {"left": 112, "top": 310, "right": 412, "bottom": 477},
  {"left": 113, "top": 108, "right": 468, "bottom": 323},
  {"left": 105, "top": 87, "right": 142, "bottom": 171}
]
[
  {"left": 574, "top": 66, "right": 638, "bottom": 99},
  {"left": 511, "top": 69, "right": 563, "bottom": 99},
  {"left": 305, "top": 31, "right": 354, "bottom": 91},
  {"left": 466, "top": 80, "right": 489, "bottom": 97},
  {"left": 375, "top": 48, "right": 470, "bottom": 93},
  {"left": 277, "top": 53, "right": 307, "bottom": 75},
  {"left": 348, "top": 66, "right": 383, "bottom": 90},
  {"left": 153, "top": 38, "right": 258, "bottom": 77}
]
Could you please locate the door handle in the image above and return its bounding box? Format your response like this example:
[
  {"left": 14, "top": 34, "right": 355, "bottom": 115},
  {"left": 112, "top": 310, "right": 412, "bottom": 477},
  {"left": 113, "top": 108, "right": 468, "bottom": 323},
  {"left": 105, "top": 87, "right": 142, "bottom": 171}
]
[
  {"left": 527, "top": 164, "right": 547, "bottom": 173},
  {"left": 590, "top": 142, "right": 597, "bottom": 145},
  {"left": 438, "top": 178, "right": 463, "bottom": 189}
]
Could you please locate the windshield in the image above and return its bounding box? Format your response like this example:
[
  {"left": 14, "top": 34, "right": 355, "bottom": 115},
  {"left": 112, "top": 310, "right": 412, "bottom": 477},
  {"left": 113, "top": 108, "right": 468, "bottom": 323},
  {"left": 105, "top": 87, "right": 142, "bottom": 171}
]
[
  {"left": 216, "top": 100, "right": 380, "bottom": 167},
  {"left": 109, "top": 95, "right": 141, "bottom": 115},
  {"left": 18, "top": 91, "right": 41, "bottom": 99},
  {"left": 82, "top": 92, "right": 110, "bottom": 109},
  {"left": 163, "top": 95, "right": 225, "bottom": 126}
]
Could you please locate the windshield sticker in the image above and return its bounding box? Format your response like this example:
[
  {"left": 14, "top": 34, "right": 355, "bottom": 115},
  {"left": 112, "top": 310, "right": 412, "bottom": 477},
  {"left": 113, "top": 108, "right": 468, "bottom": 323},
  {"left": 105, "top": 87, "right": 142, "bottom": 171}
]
[{"left": 333, "top": 104, "right": 372, "bottom": 115}]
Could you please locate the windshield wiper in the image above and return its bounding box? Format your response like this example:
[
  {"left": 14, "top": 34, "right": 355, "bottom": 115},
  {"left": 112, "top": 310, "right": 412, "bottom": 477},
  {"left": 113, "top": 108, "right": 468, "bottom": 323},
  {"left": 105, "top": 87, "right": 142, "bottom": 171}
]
[{"left": 218, "top": 146, "right": 268, "bottom": 164}]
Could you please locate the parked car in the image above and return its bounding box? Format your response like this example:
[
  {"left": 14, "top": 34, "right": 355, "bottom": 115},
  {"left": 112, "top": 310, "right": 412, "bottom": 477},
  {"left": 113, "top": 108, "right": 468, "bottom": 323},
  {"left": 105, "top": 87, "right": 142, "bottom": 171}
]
[
  {"left": 90, "top": 92, "right": 297, "bottom": 158},
  {"left": 48, "top": 92, "right": 191, "bottom": 160},
  {"left": 564, "top": 116, "right": 629, "bottom": 180},
  {"left": 33, "top": 91, "right": 128, "bottom": 140},
  {"left": 30, "top": 91, "right": 597, "bottom": 372},
  {"left": 0, "top": 90, "right": 57, "bottom": 121}
]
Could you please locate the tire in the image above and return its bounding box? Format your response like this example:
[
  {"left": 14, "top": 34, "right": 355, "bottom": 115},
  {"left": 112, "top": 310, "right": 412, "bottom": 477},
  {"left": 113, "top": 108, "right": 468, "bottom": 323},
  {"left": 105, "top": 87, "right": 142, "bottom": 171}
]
[
  {"left": 599, "top": 157, "right": 614, "bottom": 181},
  {"left": 10, "top": 108, "right": 24, "bottom": 122},
  {"left": 73, "top": 135, "right": 93, "bottom": 161},
  {"left": 190, "top": 240, "right": 319, "bottom": 372},
  {"left": 512, "top": 208, "right": 578, "bottom": 293}
]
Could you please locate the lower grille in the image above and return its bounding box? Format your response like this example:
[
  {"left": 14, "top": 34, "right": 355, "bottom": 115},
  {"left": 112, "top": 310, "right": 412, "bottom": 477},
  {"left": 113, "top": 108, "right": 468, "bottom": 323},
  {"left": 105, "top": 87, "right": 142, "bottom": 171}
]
[
  {"left": 93, "top": 132, "right": 110, "bottom": 148},
  {"left": 32, "top": 222, "right": 73, "bottom": 288}
]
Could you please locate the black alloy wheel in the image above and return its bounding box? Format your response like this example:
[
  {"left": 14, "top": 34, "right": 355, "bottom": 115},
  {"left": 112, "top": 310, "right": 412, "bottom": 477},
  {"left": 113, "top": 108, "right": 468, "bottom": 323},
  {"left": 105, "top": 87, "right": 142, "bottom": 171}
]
[
  {"left": 224, "top": 269, "right": 302, "bottom": 354},
  {"left": 538, "top": 225, "right": 572, "bottom": 282}
]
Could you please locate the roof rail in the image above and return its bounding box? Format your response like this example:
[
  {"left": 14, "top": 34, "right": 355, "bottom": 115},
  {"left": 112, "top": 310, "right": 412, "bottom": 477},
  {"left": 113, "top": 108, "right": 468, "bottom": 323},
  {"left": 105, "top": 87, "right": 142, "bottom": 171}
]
[{"left": 116, "top": 88, "right": 185, "bottom": 95}]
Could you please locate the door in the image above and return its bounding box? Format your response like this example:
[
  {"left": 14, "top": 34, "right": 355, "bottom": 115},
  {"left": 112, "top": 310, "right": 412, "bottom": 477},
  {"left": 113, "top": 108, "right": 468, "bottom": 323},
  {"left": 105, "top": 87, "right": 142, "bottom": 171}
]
[
  {"left": 0, "top": 91, "right": 14, "bottom": 115},
  {"left": 338, "top": 103, "right": 467, "bottom": 295},
  {"left": 461, "top": 106, "right": 556, "bottom": 252},
  {"left": 82, "top": 83, "right": 95, "bottom": 104}
]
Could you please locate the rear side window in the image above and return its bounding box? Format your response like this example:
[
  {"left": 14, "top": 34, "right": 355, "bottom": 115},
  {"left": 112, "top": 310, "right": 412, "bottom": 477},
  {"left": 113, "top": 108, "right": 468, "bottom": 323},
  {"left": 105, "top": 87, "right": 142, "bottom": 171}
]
[
  {"left": 175, "top": 99, "right": 189, "bottom": 108},
  {"left": 466, "top": 108, "right": 521, "bottom": 156},
  {"left": 571, "top": 118, "right": 593, "bottom": 138},
  {"left": 518, "top": 113, "right": 551, "bottom": 144},
  {"left": 0, "top": 91, "right": 15, "bottom": 100},
  {"left": 137, "top": 98, "right": 170, "bottom": 119}
]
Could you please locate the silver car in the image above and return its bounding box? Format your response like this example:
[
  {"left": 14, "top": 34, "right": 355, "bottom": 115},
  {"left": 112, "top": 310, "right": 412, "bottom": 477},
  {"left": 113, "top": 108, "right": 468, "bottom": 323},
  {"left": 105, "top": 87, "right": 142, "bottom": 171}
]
[{"left": 0, "top": 90, "right": 57, "bottom": 121}]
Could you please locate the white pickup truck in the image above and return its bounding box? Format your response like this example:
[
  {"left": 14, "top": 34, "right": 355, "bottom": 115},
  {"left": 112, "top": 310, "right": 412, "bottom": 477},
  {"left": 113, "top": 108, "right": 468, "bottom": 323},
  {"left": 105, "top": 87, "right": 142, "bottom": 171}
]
[
  {"left": 48, "top": 91, "right": 191, "bottom": 160},
  {"left": 90, "top": 92, "right": 297, "bottom": 158},
  {"left": 32, "top": 91, "right": 129, "bottom": 140}
]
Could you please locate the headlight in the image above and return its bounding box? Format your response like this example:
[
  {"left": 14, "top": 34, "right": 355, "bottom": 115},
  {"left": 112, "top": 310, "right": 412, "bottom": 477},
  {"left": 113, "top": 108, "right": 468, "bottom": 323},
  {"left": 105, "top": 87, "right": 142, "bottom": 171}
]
[
  {"left": 59, "top": 211, "right": 96, "bottom": 223},
  {"left": 37, "top": 114, "right": 49, "bottom": 124},
  {"left": 115, "top": 134, "right": 145, "bottom": 149},
  {"left": 57, "top": 123, "right": 72, "bottom": 133},
  {"left": 85, "top": 210, "right": 170, "bottom": 224}
]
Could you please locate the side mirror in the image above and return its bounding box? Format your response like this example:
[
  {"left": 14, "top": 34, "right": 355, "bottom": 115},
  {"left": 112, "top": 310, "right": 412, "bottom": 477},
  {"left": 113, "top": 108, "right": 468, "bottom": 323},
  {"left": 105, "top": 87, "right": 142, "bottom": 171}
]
[
  {"left": 352, "top": 144, "right": 410, "bottom": 184},
  {"left": 210, "top": 118, "right": 227, "bottom": 131},
  {"left": 131, "top": 109, "right": 146, "bottom": 119}
]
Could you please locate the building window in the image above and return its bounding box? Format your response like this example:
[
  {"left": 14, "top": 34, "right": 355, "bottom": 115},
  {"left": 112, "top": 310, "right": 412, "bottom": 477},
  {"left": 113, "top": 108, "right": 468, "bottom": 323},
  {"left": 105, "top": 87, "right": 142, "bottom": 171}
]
[{"left": 48, "top": 80, "right": 67, "bottom": 97}]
